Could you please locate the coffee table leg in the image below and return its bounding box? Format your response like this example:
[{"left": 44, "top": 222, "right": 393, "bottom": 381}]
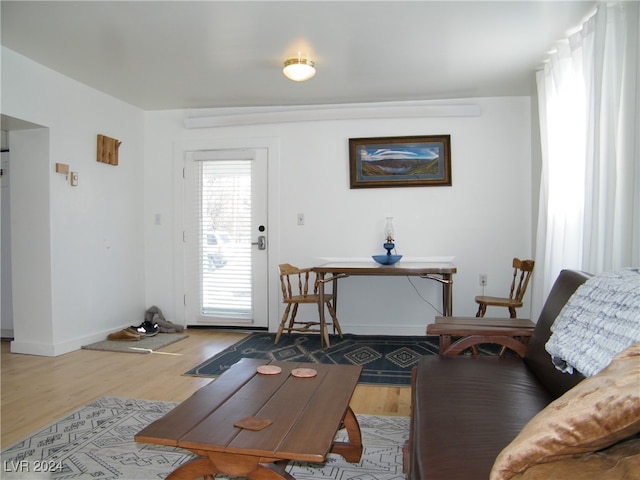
[
  {"left": 251, "top": 460, "right": 295, "bottom": 480},
  {"left": 331, "top": 407, "right": 363, "bottom": 463},
  {"left": 167, "top": 454, "right": 294, "bottom": 480},
  {"left": 166, "top": 456, "right": 217, "bottom": 480}
]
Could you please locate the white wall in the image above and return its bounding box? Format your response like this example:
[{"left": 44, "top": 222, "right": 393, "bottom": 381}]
[
  {"left": 1, "top": 47, "right": 146, "bottom": 355},
  {"left": 1, "top": 45, "right": 535, "bottom": 352},
  {"left": 145, "top": 97, "right": 533, "bottom": 335}
]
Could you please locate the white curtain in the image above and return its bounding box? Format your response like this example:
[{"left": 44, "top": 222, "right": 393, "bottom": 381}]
[{"left": 532, "top": 2, "right": 640, "bottom": 318}]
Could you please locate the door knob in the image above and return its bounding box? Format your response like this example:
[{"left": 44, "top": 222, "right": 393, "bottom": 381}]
[{"left": 252, "top": 235, "right": 267, "bottom": 250}]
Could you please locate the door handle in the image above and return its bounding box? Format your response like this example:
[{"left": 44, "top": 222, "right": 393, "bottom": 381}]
[{"left": 252, "top": 235, "right": 267, "bottom": 250}]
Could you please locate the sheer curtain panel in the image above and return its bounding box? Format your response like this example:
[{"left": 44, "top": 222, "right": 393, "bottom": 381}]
[{"left": 532, "top": 2, "right": 640, "bottom": 318}]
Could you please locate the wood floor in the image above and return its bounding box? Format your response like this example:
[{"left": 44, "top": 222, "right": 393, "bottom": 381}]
[{"left": 0, "top": 328, "right": 411, "bottom": 449}]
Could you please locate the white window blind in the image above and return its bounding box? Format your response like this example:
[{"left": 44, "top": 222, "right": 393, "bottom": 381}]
[{"left": 188, "top": 151, "right": 254, "bottom": 321}]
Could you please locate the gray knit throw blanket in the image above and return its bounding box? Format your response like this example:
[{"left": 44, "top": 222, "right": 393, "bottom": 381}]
[
  {"left": 144, "top": 305, "right": 185, "bottom": 333},
  {"left": 546, "top": 267, "right": 640, "bottom": 377}
]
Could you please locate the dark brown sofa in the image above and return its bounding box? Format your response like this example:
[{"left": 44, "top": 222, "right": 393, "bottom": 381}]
[{"left": 407, "top": 269, "right": 593, "bottom": 479}]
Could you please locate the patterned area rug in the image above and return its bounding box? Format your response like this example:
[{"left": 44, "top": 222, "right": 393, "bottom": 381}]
[
  {"left": 1, "top": 396, "right": 409, "bottom": 480},
  {"left": 185, "top": 333, "right": 442, "bottom": 386}
]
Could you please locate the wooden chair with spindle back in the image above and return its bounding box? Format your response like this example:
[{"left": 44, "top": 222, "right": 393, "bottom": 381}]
[
  {"left": 475, "top": 258, "right": 535, "bottom": 318},
  {"left": 275, "top": 263, "right": 343, "bottom": 344}
]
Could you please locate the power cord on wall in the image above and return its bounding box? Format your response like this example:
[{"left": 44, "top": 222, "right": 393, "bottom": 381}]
[{"left": 406, "top": 276, "right": 443, "bottom": 316}]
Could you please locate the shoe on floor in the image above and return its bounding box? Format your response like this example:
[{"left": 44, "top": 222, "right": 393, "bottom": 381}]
[
  {"left": 130, "top": 320, "right": 159, "bottom": 337},
  {"left": 107, "top": 328, "right": 143, "bottom": 341}
]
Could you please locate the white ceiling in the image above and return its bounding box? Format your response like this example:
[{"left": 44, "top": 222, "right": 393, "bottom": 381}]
[{"left": 1, "top": 1, "right": 597, "bottom": 111}]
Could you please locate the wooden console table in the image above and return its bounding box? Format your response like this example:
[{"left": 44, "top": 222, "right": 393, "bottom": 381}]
[
  {"left": 314, "top": 261, "right": 457, "bottom": 347},
  {"left": 427, "top": 316, "right": 535, "bottom": 357},
  {"left": 135, "top": 358, "right": 363, "bottom": 480}
]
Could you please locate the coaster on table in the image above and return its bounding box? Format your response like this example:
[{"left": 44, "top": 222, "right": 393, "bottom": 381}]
[
  {"left": 234, "top": 416, "right": 272, "bottom": 431},
  {"left": 257, "top": 365, "right": 282, "bottom": 375},
  {"left": 291, "top": 368, "right": 317, "bottom": 378}
]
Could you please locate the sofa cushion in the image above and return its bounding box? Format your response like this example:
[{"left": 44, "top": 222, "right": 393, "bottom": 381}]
[
  {"left": 508, "top": 438, "right": 640, "bottom": 480},
  {"left": 490, "top": 342, "right": 640, "bottom": 480},
  {"left": 410, "top": 356, "right": 553, "bottom": 480}
]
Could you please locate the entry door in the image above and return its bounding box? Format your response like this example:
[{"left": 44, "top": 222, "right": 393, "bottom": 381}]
[{"left": 183, "top": 148, "right": 268, "bottom": 327}]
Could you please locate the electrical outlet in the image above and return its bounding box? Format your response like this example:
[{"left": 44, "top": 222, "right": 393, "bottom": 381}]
[
  {"left": 479, "top": 273, "right": 487, "bottom": 287},
  {"left": 297, "top": 213, "right": 304, "bottom": 225}
]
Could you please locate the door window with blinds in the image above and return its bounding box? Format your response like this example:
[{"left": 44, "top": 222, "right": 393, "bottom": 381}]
[{"left": 184, "top": 149, "right": 267, "bottom": 326}]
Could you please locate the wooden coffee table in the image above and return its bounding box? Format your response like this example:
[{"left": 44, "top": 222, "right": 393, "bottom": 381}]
[{"left": 135, "top": 358, "right": 363, "bottom": 480}]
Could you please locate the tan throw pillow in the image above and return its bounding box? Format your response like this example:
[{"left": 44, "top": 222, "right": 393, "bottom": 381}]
[
  {"left": 512, "top": 438, "right": 640, "bottom": 480},
  {"left": 490, "top": 342, "right": 640, "bottom": 480}
]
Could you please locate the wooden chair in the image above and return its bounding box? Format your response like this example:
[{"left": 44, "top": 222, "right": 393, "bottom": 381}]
[
  {"left": 475, "top": 258, "right": 535, "bottom": 318},
  {"left": 275, "top": 263, "right": 343, "bottom": 344}
]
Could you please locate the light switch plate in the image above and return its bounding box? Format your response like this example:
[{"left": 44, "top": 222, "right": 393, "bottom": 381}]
[{"left": 70, "top": 172, "right": 78, "bottom": 186}]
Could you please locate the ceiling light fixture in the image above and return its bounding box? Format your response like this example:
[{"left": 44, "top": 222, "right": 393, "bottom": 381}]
[{"left": 283, "top": 55, "right": 316, "bottom": 82}]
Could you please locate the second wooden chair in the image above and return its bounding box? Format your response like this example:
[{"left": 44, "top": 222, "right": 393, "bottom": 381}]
[
  {"left": 475, "top": 258, "right": 535, "bottom": 318},
  {"left": 275, "top": 263, "right": 343, "bottom": 344}
]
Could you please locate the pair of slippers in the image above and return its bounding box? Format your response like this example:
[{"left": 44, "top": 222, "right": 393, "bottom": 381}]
[{"left": 107, "top": 328, "right": 144, "bottom": 341}]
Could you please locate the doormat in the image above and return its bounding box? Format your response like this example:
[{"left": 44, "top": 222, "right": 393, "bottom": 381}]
[
  {"left": 0, "top": 396, "right": 409, "bottom": 480},
  {"left": 82, "top": 333, "right": 188, "bottom": 354},
  {"left": 185, "top": 332, "right": 444, "bottom": 386}
]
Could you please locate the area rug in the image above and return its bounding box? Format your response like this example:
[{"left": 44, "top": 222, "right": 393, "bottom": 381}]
[
  {"left": 81, "top": 333, "right": 188, "bottom": 354},
  {"left": 0, "top": 396, "right": 409, "bottom": 480},
  {"left": 185, "top": 332, "right": 442, "bottom": 386}
]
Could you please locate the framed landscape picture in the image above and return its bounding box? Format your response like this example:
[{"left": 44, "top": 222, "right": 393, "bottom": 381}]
[{"left": 349, "top": 135, "right": 451, "bottom": 188}]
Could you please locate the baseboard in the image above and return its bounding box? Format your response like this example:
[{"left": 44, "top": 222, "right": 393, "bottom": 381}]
[
  {"left": 9, "top": 339, "right": 58, "bottom": 356},
  {"left": 52, "top": 329, "right": 118, "bottom": 356},
  {"left": 1, "top": 328, "right": 14, "bottom": 340},
  {"left": 9, "top": 325, "right": 128, "bottom": 357},
  {"left": 342, "top": 325, "right": 428, "bottom": 336}
]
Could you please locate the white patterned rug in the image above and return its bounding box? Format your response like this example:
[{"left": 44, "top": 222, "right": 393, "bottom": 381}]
[{"left": 1, "top": 396, "right": 409, "bottom": 480}]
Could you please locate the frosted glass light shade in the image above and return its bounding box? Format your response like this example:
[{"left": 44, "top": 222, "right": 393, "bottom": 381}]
[{"left": 283, "top": 58, "right": 316, "bottom": 82}]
